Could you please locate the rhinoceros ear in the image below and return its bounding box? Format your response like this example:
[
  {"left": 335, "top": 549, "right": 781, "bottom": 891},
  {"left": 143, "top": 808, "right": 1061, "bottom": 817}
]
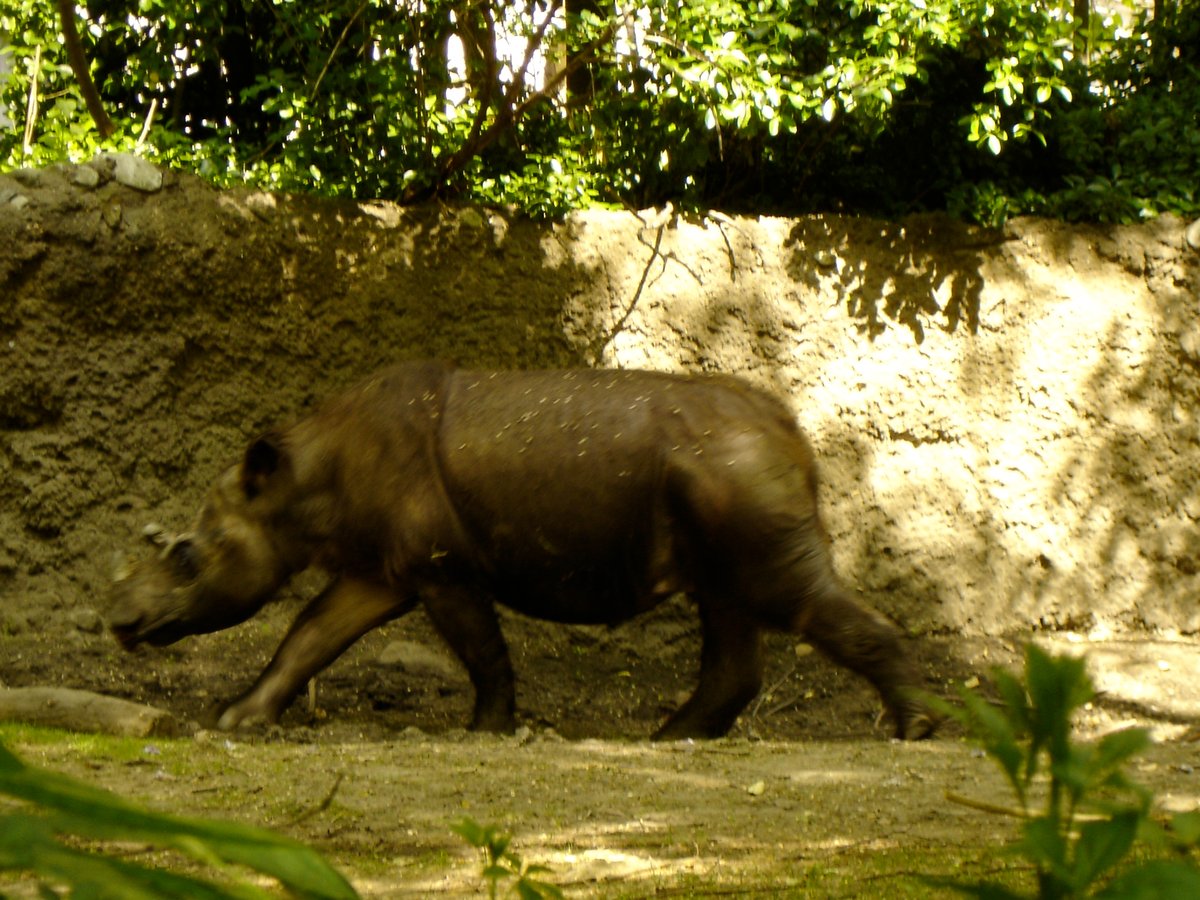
[{"left": 241, "top": 431, "right": 290, "bottom": 500}]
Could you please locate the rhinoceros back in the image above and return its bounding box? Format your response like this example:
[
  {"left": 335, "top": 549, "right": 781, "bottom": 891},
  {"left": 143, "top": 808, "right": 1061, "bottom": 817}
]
[{"left": 434, "top": 368, "right": 808, "bottom": 623}]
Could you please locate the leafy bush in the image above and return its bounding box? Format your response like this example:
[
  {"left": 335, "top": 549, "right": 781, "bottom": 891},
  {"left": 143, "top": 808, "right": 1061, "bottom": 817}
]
[
  {"left": 1, "top": 1, "right": 1197, "bottom": 222},
  {"left": 931, "top": 645, "right": 1200, "bottom": 898},
  {"left": 0, "top": 740, "right": 358, "bottom": 898}
]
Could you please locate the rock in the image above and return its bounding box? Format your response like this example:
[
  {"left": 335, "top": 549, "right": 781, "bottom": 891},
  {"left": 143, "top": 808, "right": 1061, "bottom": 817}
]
[
  {"left": 10, "top": 168, "right": 41, "bottom": 187},
  {"left": 71, "top": 164, "right": 101, "bottom": 188},
  {"left": 102, "top": 200, "right": 122, "bottom": 228},
  {"left": 245, "top": 192, "right": 277, "bottom": 220},
  {"left": 67, "top": 607, "right": 105, "bottom": 635},
  {"left": 0, "top": 687, "right": 183, "bottom": 737},
  {"left": 1186, "top": 217, "right": 1200, "bottom": 251},
  {"left": 1180, "top": 325, "right": 1200, "bottom": 362},
  {"left": 103, "top": 153, "right": 163, "bottom": 192},
  {"left": 513, "top": 725, "right": 534, "bottom": 745},
  {"left": 375, "top": 640, "right": 461, "bottom": 680}
]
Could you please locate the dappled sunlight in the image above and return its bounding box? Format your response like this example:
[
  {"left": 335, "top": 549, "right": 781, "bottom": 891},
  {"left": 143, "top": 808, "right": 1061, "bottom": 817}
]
[
  {"left": 778, "top": 220, "right": 1171, "bottom": 633},
  {"left": 540, "top": 204, "right": 1200, "bottom": 641},
  {"left": 1037, "top": 634, "right": 1200, "bottom": 740}
]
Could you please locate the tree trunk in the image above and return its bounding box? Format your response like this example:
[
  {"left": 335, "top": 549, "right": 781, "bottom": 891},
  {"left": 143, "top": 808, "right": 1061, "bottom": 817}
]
[
  {"left": 564, "top": 0, "right": 602, "bottom": 102},
  {"left": 56, "top": 0, "right": 115, "bottom": 139},
  {"left": 456, "top": 2, "right": 507, "bottom": 119}
]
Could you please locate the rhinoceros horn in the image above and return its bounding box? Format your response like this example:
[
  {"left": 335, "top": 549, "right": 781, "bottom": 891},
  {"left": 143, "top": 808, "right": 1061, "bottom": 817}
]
[
  {"left": 110, "top": 550, "right": 131, "bottom": 582},
  {"left": 142, "top": 523, "right": 171, "bottom": 548}
]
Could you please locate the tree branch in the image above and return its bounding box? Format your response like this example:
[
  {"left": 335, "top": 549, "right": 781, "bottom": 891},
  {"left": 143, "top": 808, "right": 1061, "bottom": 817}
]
[
  {"left": 310, "top": 0, "right": 370, "bottom": 102},
  {"left": 403, "top": 3, "right": 632, "bottom": 203},
  {"left": 56, "top": 0, "right": 115, "bottom": 139}
]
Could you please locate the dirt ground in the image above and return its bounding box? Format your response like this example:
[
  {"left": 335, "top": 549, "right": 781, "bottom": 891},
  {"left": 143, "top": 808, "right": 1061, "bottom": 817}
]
[
  {"left": 1, "top": 161, "right": 1199, "bottom": 896},
  {"left": 2, "top": 601, "right": 1199, "bottom": 897}
]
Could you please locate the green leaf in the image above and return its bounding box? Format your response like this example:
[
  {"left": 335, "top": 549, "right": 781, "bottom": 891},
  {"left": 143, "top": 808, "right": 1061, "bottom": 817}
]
[
  {"left": 0, "top": 744, "right": 357, "bottom": 899},
  {"left": 959, "top": 690, "right": 1025, "bottom": 795},
  {"left": 516, "top": 879, "right": 565, "bottom": 900},
  {"left": 1097, "top": 859, "right": 1200, "bottom": 898},
  {"left": 481, "top": 864, "right": 513, "bottom": 881},
  {"left": 1019, "top": 815, "right": 1071, "bottom": 880},
  {"left": 451, "top": 817, "right": 488, "bottom": 847},
  {"left": 1094, "top": 728, "right": 1151, "bottom": 774},
  {"left": 1051, "top": 744, "right": 1094, "bottom": 798},
  {"left": 1025, "top": 644, "right": 1091, "bottom": 764},
  {"left": 992, "top": 669, "right": 1032, "bottom": 736},
  {"left": 1170, "top": 810, "right": 1200, "bottom": 847},
  {"left": 1072, "top": 812, "right": 1139, "bottom": 887},
  {"left": 0, "top": 814, "right": 263, "bottom": 899}
]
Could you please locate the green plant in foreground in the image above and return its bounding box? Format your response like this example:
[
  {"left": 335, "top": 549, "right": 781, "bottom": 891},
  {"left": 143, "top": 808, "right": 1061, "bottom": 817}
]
[
  {"left": 932, "top": 645, "right": 1200, "bottom": 899},
  {"left": 451, "top": 817, "right": 563, "bottom": 900},
  {"left": 0, "top": 740, "right": 357, "bottom": 899}
]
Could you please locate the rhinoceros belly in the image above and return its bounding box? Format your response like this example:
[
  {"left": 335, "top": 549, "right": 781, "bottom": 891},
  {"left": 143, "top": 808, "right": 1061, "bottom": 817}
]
[{"left": 436, "top": 369, "right": 693, "bottom": 623}]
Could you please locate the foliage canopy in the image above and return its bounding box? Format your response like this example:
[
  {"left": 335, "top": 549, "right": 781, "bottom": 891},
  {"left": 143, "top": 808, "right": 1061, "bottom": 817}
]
[{"left": 2, "top": 0, "right": 1198, "bottom": 222}]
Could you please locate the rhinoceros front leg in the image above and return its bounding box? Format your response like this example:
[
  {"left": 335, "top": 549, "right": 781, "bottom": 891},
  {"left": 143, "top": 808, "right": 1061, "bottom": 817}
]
[
  {"left": 419, "top": 583, "right": 517, "bottom": 733},
  {"left": 216, "top": 576, "right": 414, "bottom": 730}
]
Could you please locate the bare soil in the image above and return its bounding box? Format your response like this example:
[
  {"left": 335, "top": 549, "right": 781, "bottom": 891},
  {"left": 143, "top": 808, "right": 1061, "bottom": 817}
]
[{"left": 2, "top": 606, "right": 1198, "bottom": 897}]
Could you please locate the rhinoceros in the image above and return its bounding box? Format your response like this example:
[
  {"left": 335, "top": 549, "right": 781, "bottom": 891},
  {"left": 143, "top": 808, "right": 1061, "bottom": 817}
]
[{"left": 109, "top": 361, "right": 935, "bottom": 740}]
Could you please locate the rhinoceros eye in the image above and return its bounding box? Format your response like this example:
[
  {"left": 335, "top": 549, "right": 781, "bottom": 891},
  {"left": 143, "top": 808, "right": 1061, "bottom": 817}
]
[{"left": 166, "top": 537, "right": 202, "bottom": 581}]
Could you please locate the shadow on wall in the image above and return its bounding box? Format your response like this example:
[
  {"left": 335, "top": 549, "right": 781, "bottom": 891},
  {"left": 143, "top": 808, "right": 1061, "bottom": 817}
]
[
  {"left": 1051, "top": 319, "right": 1200, "bottom": 632},
  {"left": 979, "top": 219, "right": 1200, "bottom": 634},
  {"left": 270, "top": 199, "right": 596, "bottom": 376},
  {"left": 569, "top": 208, "right": 803, "bottom": 406},
  {"left": 773, "top": 212, "right": 1200, "bottom": 638},
  {"left": 785, "top": 214, "right": 1003, "bottom": 342},
  {"left": 808, "top": 416, "right": 959, "bottom": 633},
  {"left": 0, "top": 172, "right": 608, "bottom": 615}
]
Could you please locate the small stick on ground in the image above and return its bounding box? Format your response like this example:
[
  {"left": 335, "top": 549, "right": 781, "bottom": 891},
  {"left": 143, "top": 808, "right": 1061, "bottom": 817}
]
[{"left": 286, "top": 773, "right": 344, "bottom": 826}]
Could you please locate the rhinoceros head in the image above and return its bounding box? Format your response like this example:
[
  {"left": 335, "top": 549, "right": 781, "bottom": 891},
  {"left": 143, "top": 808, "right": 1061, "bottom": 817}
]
[{"left": 108, "top": 435, "right": 310, "bottom": 650}]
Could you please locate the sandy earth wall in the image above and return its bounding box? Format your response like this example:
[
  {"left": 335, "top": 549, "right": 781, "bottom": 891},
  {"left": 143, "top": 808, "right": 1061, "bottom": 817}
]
[{"left": 1, "top": 158, "right": 1197, "bottom": 639}]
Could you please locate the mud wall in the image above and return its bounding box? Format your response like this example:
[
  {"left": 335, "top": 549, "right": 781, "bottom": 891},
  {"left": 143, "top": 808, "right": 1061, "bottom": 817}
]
[{"left": 1, "top": 158, "right": 1197, "bottom": 638}]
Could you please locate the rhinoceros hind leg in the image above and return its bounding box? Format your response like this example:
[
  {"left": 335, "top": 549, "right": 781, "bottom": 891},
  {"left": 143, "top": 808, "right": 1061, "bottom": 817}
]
[
  {"left": 798, "top": 583, "right": 937, "bottom": 740},
  {"left": 653, "top": 601, "right": 763, "bottom": 740}
]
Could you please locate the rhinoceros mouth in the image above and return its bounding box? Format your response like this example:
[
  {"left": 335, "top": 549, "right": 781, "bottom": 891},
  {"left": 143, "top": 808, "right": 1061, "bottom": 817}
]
[
  {"left": 109, "top": 616, "right": 191, "bottom": 651},
  {"left": 110, "top": 625, "right": 141, "bottom": 651}
]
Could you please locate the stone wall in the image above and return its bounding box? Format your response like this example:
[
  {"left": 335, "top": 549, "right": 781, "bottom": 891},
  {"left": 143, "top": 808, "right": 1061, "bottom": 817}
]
[{"left": 1, "top": 158, "right": 1197, "bottom": 637}]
